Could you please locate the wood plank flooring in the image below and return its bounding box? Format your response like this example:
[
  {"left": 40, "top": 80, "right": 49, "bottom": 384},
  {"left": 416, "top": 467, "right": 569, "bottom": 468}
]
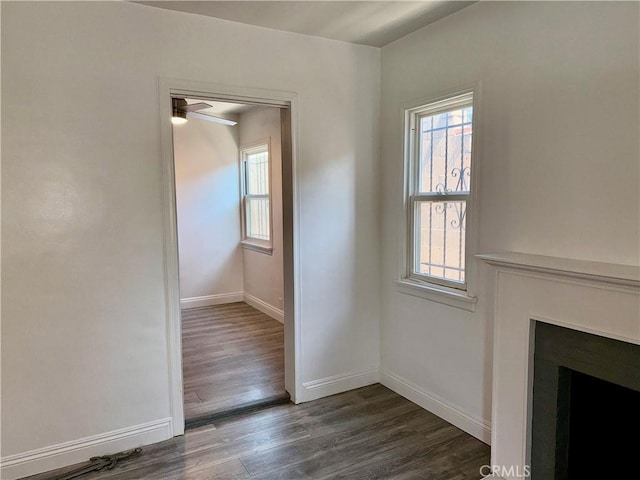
[
  {"left": 181, "top": 302, "right": 286, "bottom": 422},
  {"left": 26, "top": 384, "right": 490, "bottom": 480}
]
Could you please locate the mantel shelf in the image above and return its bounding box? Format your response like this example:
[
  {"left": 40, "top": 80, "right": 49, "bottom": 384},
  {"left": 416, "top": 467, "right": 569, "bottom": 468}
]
[{"left": 476, "top": 252, "right": 640, "bottom": 288}]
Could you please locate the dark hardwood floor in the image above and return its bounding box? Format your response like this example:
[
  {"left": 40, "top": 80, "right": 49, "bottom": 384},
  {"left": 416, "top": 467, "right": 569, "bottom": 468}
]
[
  {"left": 181, "top": 302, "right": 286, "bottom": 422},
  {"left": 26, "top": 384, "right": 490, "bottom": 480}
]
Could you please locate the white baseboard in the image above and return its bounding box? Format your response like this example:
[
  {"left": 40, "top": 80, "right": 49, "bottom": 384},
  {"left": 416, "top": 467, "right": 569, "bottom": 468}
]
[
  {"left": 380, "top": 369, "right": 491, "bottom": 444},
  {"left": 180, "top": 292, "right": 283, "bottom": 323},
  {"left": 0, "top": 418, "right": 173, "bottom": 480},
  {"left": 243, "top": 292, "right": 284, "bottom": 323},
  {"left": 180, "top": 292, "right": 244, "bottom": 309},
  {"left": 300, "top": 367, "right": 380, "bottom": 402}
]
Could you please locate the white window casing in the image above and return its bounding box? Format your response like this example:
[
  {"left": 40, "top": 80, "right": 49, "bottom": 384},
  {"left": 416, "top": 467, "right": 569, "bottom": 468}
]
[
  {"left": 397, "top": 88, "right": 480, "bottom": 311},
  {"left": 240, "top": 139, "right": 273, "bottom": 255}
]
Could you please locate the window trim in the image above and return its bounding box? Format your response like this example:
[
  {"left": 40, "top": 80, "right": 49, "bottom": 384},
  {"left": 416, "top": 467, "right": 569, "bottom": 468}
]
[
  {"left": 239, "top": 138, "right": 273, "bottom": 255},
  {"left": 398, "top": 87, "right": 481, "bottom": 309}
]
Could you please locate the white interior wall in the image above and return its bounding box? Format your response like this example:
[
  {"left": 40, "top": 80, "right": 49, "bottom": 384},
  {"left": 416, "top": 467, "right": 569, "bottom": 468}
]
[
  {"left": 238, "top": 107, "right": 284, "bottom": 313},
  {"left": 0, "top": 1, "right": 380, "bottom": 475},
  {"left": 379, "top": 1, "right": 639, "bottom": 442},
  {"left": 173, "top": 115, "right": 244, "bottom": 305},
  {"left": 4, "top": 1, "right": 635, "bottom": 477}
]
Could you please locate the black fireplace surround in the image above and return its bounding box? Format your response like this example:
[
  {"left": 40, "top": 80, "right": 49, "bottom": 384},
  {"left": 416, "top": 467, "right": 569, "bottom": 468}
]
[{"left": 531, "top": 322, "right": 640, "bottom": 480}]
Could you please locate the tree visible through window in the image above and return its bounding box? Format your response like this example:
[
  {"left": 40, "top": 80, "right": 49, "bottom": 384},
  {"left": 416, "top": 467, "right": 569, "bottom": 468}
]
[
  {"left": 241, "top": 144, "right": 271, "bottom": 244},
  {"left": 406, "top": 92, "right": 474, "bottom": 289}
]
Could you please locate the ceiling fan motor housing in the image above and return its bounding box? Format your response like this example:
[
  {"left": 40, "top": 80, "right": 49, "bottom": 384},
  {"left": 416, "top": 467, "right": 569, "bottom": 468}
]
[{"left": 172, "top": 98, "right": 188, "bottom": 119}]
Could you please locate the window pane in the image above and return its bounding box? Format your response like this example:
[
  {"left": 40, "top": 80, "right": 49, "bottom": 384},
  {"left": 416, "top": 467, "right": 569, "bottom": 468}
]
[
  {"left": 419, "top": 106, "right": 472, "bottom": 193},
  {"left": 414, "top": 201, "right": 466, "bottom": 283},
  {"left": 246, "top": 197, "right": 270, "bottom": 240},
  {"left": 246, "top": 150, "right": 269, "bottom": 195}
]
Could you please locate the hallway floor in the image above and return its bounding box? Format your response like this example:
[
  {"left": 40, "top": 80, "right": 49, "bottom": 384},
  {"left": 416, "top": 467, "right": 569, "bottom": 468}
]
[{"left": 181, "top": 302, "right": 285, "bottom": 422}]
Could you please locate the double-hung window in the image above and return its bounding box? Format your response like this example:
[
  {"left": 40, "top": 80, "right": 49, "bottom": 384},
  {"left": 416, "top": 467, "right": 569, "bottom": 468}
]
[
  {"left": 404, "top": 92, "right": 475, "bottom": 293},
  {"left": 240, "top": 141, "right": 272, "bottom": 253}
]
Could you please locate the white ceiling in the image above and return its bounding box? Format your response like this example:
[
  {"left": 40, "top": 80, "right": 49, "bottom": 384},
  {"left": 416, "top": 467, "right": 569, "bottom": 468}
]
[{"left": 136, "top": 1, "right": 474, "bottom": 47}]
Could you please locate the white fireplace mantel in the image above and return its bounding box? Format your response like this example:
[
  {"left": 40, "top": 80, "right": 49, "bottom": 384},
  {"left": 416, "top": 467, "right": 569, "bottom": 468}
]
[{"left": 478, "top": 252, "right": 640, "bottom": 480}]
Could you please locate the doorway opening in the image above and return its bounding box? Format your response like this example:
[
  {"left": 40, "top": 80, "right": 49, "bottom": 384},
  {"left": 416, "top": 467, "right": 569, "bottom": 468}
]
[{"left": 159, "top": 80, "right": 299, "bottom": 434}]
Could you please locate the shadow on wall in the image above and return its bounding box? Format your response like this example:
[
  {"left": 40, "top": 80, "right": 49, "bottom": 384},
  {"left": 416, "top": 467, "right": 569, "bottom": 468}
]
[{"left": 173, "top": 117, "right": 244, "bottom": 301}]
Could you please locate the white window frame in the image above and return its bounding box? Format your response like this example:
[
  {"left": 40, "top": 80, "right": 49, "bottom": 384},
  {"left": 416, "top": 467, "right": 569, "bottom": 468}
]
[
  {"left": 396, "top": 89, "right": 480, "bottom": 311},
  {"left": 239, "top": 138, "right": 273, "bottom": 255}
]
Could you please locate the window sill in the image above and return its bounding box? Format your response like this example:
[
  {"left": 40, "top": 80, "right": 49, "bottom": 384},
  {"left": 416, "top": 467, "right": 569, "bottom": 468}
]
[
  {"left": 394, "top": 278, "right": 477, "bottom": 312},
  {"left": 241, "top": 241, "right": 273, "bottom": 255}
]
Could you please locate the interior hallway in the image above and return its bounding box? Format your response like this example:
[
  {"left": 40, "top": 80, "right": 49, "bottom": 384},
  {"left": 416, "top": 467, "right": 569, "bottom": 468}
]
[{"left": 182, "top": 302, "right": 286, "bottom": 423}]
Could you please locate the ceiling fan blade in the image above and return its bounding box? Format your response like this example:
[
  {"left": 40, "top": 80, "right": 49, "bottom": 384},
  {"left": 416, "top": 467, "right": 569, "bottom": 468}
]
[
  {"left": 181, "top": 102, "right": 212, "bottom": 112},
  {"left": 186, "top": 112, "right": 238, "bottom": 126}
]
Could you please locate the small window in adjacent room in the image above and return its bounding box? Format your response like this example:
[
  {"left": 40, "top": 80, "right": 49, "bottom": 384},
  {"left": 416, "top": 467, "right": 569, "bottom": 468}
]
[
  {"left": 403, "top": 92, "right": 475, "bottom": 293},
  {"left": 240, "top": 141, "right": 272, "bottom": 253}
]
